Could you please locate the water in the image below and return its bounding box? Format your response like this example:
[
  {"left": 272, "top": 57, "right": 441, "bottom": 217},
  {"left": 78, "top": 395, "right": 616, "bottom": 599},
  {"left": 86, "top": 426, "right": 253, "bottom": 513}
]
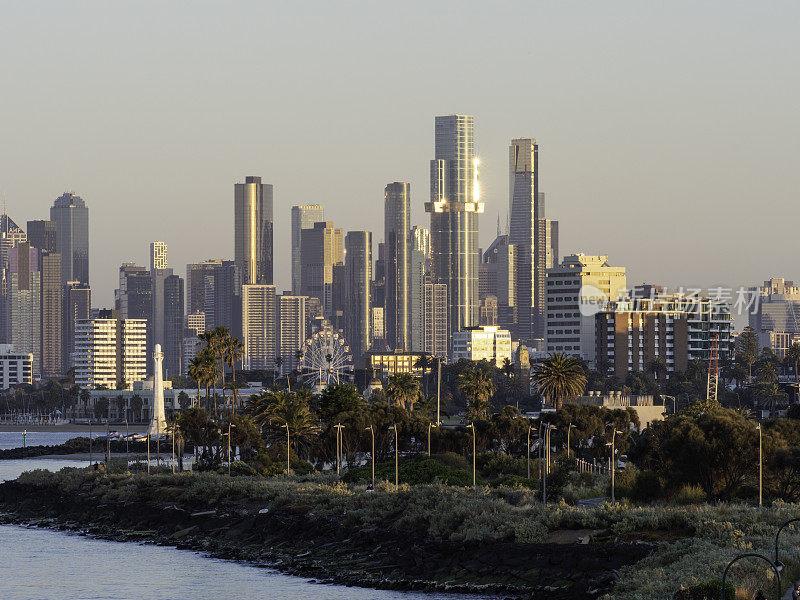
[
  {"left": 0, "top": 431, "right": 93, "bottom": 450},
  {"left": 0, "top": 437, "right": 490, "bottom": 599}
]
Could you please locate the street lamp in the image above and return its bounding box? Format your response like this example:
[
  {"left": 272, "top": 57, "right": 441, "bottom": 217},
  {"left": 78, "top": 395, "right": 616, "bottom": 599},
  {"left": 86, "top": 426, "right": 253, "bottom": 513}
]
[
  {"left": 282, "top": 423, "right": 290, "bottom": 476},
  {"left": 605, "top": 426, "right": 623, "bottom": 504},
  {"left": 527, "top": 425, "right": 535, "bottom": 479},
  {"left": 365, "top": 425, "right": 375, "bottom": 487},
  {"left": 721, "top": 553, "right": 782, "bottom": 600},
  {"left": 388, "top": 424, "right": 398, "bottom": 487},
  {"left": 427, "top": 422, "right": 437, "bottom": 456},
  {"left": 566, "top": 423, "right": 576, "bottom": 458},
  {"left": 334, "top": 423, "right": 345, "bottom": 475},
  {"left": 542, "top": 423, "right": 556, "bottom": 503},
  {"left": 466, "top": 423, "right": 476, "bottom": 489},
  {"left": 774, "top": 518, "right": 800, "bottom": 570},
  {"left": 226, "top": 422, "right": 236, "bottom": 476},
  {"left": 755, "top": 423, "right": 763, "bottom": 507}
]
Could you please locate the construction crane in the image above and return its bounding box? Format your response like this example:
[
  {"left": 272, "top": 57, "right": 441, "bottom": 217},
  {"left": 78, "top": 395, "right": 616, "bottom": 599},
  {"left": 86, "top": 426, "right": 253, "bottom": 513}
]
[{"left": 706, "top": 332, "right": 719, "bottom": 403}]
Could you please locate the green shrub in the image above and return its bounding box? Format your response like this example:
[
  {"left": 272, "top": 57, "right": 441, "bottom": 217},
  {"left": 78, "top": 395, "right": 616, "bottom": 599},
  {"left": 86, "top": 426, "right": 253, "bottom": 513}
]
[
  {"left": 674, "top": 484, "right": 707, "bottom": 505},
  {"left": 673, "top": 579, "right": 734, "bottom": 600},
  {"left": 343, "top": 455, "right": 474, "bottom": 486},
  {"left": 477, "top": 452, "right": 527, "bottom": 478},
  {"left": 630, "top": 470, "right": 662, "bottom": 502}
]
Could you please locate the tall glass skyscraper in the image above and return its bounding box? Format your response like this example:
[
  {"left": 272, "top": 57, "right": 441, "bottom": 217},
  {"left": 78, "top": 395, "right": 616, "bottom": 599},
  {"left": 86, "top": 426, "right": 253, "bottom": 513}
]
[
  {"left": 291, "top": 205, "right": 323, "bottom": 295},
  {"left": 234, "top": 176, "right": 273, "bottom": 286},
  {"left": 50, "top": 192, "right": 89, "bottom": 285},
  {"left": 384, "top": 182, "right": 410, "bottom": 351},
  {"left": 425, "top": 115, "right": 483, "bottom": 339},
  {"left": 344, "top": 231, "right": 372, "bottom": 361}
]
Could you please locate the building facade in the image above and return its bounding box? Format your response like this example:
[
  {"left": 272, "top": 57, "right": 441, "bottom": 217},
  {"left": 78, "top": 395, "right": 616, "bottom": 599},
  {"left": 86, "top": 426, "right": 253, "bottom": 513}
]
[
  {"left": 50, "top": 192, "right": 89, "bottom": 285},
  {"left": 40, "top": 251, "right": 62, "bottom": 378},
  {"left": 0, "top": 344, "right": 33, "bottom": 389},
  {"left": 423, "top": 282, "right": 449, "bottom": 358},
  {"left": 26, "top": 219, "right": 57, "bottom": 254},
  {"left": 74, "top": 312, "right": 147, "bottom": 389},
  {"left": 63, "top": 282, "right": 90, "bottom": 372},
  {"left": 241, "top": 284, "right": 276, "bottom": 370},
  {"left": 7, "top": 244, "right": 41, "bottom": 377},
  {"left": 149, "top": 241, "right": 168, "bottom": 270},
  {"left": 291, "top": 205, "right": 324, "bottom": 295},
  {"left": 234, "top": 176, "right": 273, "bottom": 286},
  {"left": 344, "top": 231, "right": 372, "bottom": 362},
  {"left": 750, "top": 278, "right": 800, "bottom": 358},
  {"left": 384, "top": 182, "right": 411, "bottom": 350},
  {"left": 300, "top": 221, "right": 343, "bottom": 317},
  {"left": 277, "top": 294, "right": 307, "bottom": 374},
  {"left": 452, "top": 325, "right": 512, "bottom": 367}
]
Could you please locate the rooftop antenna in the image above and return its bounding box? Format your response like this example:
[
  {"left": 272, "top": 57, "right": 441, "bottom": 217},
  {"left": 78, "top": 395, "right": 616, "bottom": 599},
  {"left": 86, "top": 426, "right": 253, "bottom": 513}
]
[{"left": 496, "top": 215, "right": 501, "bottom": 238}]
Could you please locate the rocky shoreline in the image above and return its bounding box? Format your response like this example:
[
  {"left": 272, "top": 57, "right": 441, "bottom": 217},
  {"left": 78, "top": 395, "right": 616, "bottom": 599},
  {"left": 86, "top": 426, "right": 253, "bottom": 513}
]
[{"left": 0, "top": 471, "right": 653, "bottom": 599}]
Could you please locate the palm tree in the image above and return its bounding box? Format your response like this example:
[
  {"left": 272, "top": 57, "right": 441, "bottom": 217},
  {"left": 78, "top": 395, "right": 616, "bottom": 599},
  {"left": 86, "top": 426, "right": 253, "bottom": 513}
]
[
  {"left": 531, "top": 353, "right": 587, "bottom": 410},
  {"left": 647, "top": 356, "right": 668, "bottom": 384},
  {"left": 414, "top": 354, "right": 431, "bottom": 395},
  {"left": 247, "top": 390, "right": 320, "bottom": 455},
  {"left": 458, "top": 367, "right": 495, "bottom": 421},
  {"left": 385, "top": 373, "right": 421, "bottom": 412},
  {"left": 187, "top": 354, "right": 205, "bottom": 408},
  {"left": 225, "top": 337, "right": 244, "bottom": 412},
  {"left": 787, "top": 343, "right": 800, "bottom": 400},
  {"left": 501, "top": 357, "right": 515, "bottom": 379}
]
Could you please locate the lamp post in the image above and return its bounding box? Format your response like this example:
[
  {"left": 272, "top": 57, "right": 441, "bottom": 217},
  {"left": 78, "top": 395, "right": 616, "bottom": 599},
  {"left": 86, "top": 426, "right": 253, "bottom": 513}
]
[
  {"left": 146, "top": 427, "right": 150, "bottom": 474},
  {"left": 365, "top": 425, "right": 375, "bottom": 487},
  {"left": 721, "top": 553, "right": 782, "bottom": 600},
  {"left": 436, "top": 357, "right": 442, "bottom": 426},
  {"left": 542, "top": 423, "right": 556, "bottom": 503},
  {"left": 755, "top": 423, "right": 763, "bottom": 507},
  {"left": 124, "top": 419, "right": 129, "bottom": 456},
  {"left": 226, "top": 422, "right": 236, "bottom": 476},
  {"left": 606, "top": 427, "right": 623, "bottom": 504},
  {"left": 89, "top": 421, "right": 93, "bottom": 466},
  {"left": 566, "top": 423, "right": 576, "bottom": 458},
  {"left": 389, "top": 424, "right": 398, "bottom": 487},
  {"left": 466, "top": 423, "right": 476, "bottom": 489},
  {"left": 527, "top": 425, "right": 534, "bottom": 479},
  {"left": 334, "top": 423, "right": 344, "bottom": 475},
  {"left": 171, "top": 424, "right": 175, "bottom": 474},
  {"left": 282, "top": 423, "right": 290, "bottom": 475},
  {"left": 106, "top": 420, "right": 110, "bottom": 466},
  {"left": 774, "top": 518, "right": 800, "bottom": 570},
  {"left": 427, "top": 422, "right": 437, "bottom": 456}
]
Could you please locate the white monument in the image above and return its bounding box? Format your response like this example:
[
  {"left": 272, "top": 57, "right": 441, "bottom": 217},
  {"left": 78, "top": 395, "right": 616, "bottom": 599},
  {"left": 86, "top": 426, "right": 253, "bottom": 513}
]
[{"left": 149, "top": 344, "right": 168, "bottom": 436}]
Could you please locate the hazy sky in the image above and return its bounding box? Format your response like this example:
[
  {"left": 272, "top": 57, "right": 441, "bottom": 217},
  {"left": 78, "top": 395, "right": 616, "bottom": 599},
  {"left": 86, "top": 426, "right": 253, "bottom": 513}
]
[{"left": 1, "top": 1, "right": 797, "bottom": 314}]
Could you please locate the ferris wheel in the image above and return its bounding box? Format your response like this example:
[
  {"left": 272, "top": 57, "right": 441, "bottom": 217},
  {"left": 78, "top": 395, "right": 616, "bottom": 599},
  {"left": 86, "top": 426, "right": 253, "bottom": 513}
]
[{"left": 300, "top": 328, "right": 354, "bottom": 387}]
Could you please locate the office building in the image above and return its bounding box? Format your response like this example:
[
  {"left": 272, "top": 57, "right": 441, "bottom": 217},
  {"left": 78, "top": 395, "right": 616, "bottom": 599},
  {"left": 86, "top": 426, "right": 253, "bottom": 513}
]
[
  {"left": 366, "top": 349, "right": 430, "bottom": 376},
  {"left": 7, "top": 244, "right": 41, "bottom": 377},
  {"left": 74, "top": 311, "right": 147, "bottom": 389},
  {"left": 300, "top": 221, "right": 343, "bottom": 316},
  {"left": 409, "top": 247, "right": 427, "bottom": 351},
  {"left": 291, "top": 205, "right": 324, "bottom": 294},
  {"left": 234, "top": 176, "right": 273, "bottom": 286},
  {"left": 1, "top": 212, "right": 26, "bottom": 269},
  {"left": 596, "top": 293, "right": 733, "bottom": 376},
  {"left": 425, "top": 114, "right": 483, "bottom": 338},
  {"left": 151, "top": 268, "right": 184, "bottom": 377},
  {"left": 150, "top": 241, "right": 168, "bottom": 270},
  {"left": 186, "top": 311, "right": 205, "bottom": 336},
  {"left": 371, "top": 306, "right": 385, "bottom": 342},
  {"left": 452, "top": 325, "right": 512, "bottom": 367},
  {"left": 185, "top": 259, "right": 223, "bottom": 316},
  {"left": 344, "top": 231, "right": 372, "bottom": 361},
  {"left": 277, "top": 294, "right": 307, "bottom": 374},
  {"left": 40, "top": 251, "right": 62, "bottom": 378},
  {"left": 423, "top": 282, "right": 448, "bottom": 358},
  {"left": 26, "top": 220, "right": 57, "bottom": 254},
  {"left": 0, "top": 344, "right": 34, "bottom": 389},
  {"left": 242, "top": 284, "right": 276, "bottom": 370},
  {"left": 411, "top": 225, "right": 430, "bottom": 257},
  {"left": 50, "top": 192, "right": 89, "bottom": 285},
  {"left": 182, "top": 336, "right": 203, "bottom": 376},
  {"left": 750, "top": 278, "right": 800, "bottom": 358},
  {"left": 63, "top": 282, "right": 90, "bottom": 371},
  {"left": 479, "top": 295, "right": 499, "bottom": 326},
  {"left": 479, "top": 235, "right": 516, "bottom": 332},
  {"left": 384, "top": 183, "right": 411, "bottom": 350},
  {"left": 116, "top": 263, "right": 152, "bottom": 323},
  {"left": 545, "top": 254, "right": 627, "bottom": 364}
]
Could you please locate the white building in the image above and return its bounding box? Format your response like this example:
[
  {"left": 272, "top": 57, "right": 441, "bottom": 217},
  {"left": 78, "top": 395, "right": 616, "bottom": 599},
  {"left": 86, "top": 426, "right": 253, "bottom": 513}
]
[
  {"left": 277, "top": 294, "right": 306, "bottom": 373},
  {"left": 545, "top": 254, "right": 626, "bottom": 365},
  {"left": 74, "top": 314, "right": 147, "bottom": 389},
  {"left": 242, "top": 284, "right": 276, "bottom": 370},
  {"left": 452, "top": 325, "right": 512, "bottom": 367},
  {"left": 149, "top": 241, "right": 168, "bottom": 270},
  {"left": 0, "top": 344, "right": 33, "bottom": 389}
]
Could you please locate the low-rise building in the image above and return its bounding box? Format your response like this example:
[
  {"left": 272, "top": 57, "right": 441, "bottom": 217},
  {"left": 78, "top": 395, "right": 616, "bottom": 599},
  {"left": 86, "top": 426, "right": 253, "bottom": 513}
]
[
  {"left": 452, "top": 325, "right": 512, "bottom": 367},
  {"left": 366, "top": 349, "right": 432, "bottom": 376},
  {"left": 573, "top": 391, "right": 665, "bottom": 429},
  {"left": 0, "top": 344, "right": 33, "bottom": 389}
]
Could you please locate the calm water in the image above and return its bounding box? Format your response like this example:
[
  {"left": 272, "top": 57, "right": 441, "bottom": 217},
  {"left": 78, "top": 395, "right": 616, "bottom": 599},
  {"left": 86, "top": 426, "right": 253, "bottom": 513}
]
[
  {"left": 0, "top": 437, "right": 490, "bottom": 600},
  {"left": 0, "top": 431, "right": 94, "bottom": 450}
]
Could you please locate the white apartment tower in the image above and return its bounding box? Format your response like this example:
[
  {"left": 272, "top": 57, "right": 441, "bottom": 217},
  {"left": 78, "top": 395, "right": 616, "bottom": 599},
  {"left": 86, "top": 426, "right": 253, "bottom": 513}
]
[
  {"left": 74, "top": 314, "right": 147, "bottom": 389},
  {"left": 242, "top": 284, "right": 276, "bottom": 370}
]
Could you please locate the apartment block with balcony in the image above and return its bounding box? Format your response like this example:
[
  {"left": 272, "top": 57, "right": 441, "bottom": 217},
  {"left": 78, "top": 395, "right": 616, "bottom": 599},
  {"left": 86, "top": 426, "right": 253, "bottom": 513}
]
[{"left": 452, "top": 325, "right": 512, "bottom": 367}]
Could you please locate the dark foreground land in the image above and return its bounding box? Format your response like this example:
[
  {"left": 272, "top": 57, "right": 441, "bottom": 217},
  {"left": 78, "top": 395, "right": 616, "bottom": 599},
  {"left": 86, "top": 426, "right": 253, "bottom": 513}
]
[{"left": 1, "top": 468, "right": 796, "bottom": 599}]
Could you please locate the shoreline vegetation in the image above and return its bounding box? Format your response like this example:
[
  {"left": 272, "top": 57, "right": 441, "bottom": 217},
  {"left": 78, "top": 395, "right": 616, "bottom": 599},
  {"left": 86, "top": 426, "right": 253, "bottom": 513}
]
[{"left": 2, "top": 467, "right": 800, "bottom": 599}]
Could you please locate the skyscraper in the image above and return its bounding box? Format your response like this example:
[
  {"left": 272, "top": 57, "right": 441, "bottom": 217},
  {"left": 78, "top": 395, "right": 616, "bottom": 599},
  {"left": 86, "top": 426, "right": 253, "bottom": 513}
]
[
  {"left": 63, "top": 282, "right": 90, "bottom": 372},
  {"left": 1, "top": 212, "right": 26, "bottom": 269},
  {"left": 185, "top": 259, "right": 224, "bottom": 317},
  {"left": 291, "top": 205, "right": 324, "bottom": 294},
  {"left": 425, "top": 115, "right": 483, "bottom": 339},
  {"left": 234, "top": 176, "right": 273, "bottom": 286},
  {"left": 151, "top": 268, "right": 184, "bottom": 377},
  {"left": 116, "top": 264, "right": 152, "bottom": 322},
  {"left": 277, "top": 294, "right": 307, "bottom": 374},
  {"left": 40, "top": 251, "right": 62, "bottom": 378},
  {"left": 74, "top": 312, "right": 147, "bottom": 389},
  {"left": 150, "top": 241, "right": 168, "bottom": 271},
  {"left": 300, "top": 221, "right": 343, "bottom": 317},
  {"left": 26, "top": 220, "right": 57, "bottom": 254},
  {"left": 384, "top": 183, "right": 411, "bottom": 350},
  {"left": 50, "top": 192, "right": 89, "bottom": 285},
  {"left": 423, "top": 282, "right": 448, "bottom": 358},
  {"left": 8, "top": 244, "right": 41, "bottom": 376},
  {"left": 344, "top": 231, "right": 372, "bottom": 361},
  {"left": 241, "top": 284, "right": 276, "bottom": 370}
]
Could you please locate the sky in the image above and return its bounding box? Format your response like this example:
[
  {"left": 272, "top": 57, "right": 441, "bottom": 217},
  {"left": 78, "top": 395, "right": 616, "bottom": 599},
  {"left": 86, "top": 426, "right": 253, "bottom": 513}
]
[{"left": 0, "top": 1, "right": 798, "bottom": 318}]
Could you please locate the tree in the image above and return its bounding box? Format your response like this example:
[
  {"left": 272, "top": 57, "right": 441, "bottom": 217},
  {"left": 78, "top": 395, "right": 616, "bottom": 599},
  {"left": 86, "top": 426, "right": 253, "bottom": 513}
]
[
  {"left": 414, "top": 354, "right": 432, "bottom": 395},
  {"left": 531, "top": 353, "right": 587, "bottom": 410},
  {"left": 458, "top": 367, "right": 495, "bottom": 421},
  {"left": 501, "top": 357, "right": 515, "bottom": 379},
  {"left": 93, "top": 397, "right": 109, "bottom": 420},
  {"left": 647, "top": 356, "right": 668, "bottom": 383},
  {"left": 316, "top": 384, "right": 364, "bottom": 422},
  {"left": 385, "top": 373, "right": 421, "bottom": 413},
  {"left": 224, "top": 335, "right": 244, "bottom": 412},
  {"left": 247, "top": 390, "right": 320, "bottom": 456},
  {"left": 130, "top": 394, "right": 143, "bottom": 422},
  {"left": 787, "top": 343, "right": 800, "bottom": 397},
  {"left": 177, "top": 390, "right": 191, "bottom": 410},
  {"left": 736, "top": 326, "right": 759, "bottom": 383},
  {"left": 115, "top": 395, "right": 126, "bottom": 421}
]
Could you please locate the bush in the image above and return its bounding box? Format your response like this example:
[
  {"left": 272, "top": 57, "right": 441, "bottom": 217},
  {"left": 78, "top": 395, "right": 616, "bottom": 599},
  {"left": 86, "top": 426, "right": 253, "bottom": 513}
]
[
  {"left": 673, "top": 579, "right": 734, "bottom": 600},
  {"left": 674, "top": 484, "right": 707, "bottom": 505},
  {"left": 477, "top": 452, "right": 526, "bottom": 479},
  {"left": 630, "top": 470, "right": 662, "bottom": 502},
  {"left": 343, "top": 455, "right": 475, "bottom": 486}
]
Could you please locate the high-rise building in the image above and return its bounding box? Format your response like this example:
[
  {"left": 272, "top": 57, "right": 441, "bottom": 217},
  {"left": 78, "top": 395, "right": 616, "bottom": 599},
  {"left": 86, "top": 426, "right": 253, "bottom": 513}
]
[
  {"left": 185, "top": 259, "right": 224, "bottom": 316},
  {"left": 411, "top": 225, "right": 431, "bottom": 257},
  {"left": 185, "top": 259, "right": 240, "bottom": 334},
  {"left": 150, "top": 242, "right": 168, "bottom": 270},
  {"left": 277, "top": 294, "right": 307, "bottom": 374},
  {"left": 291, "top": 205, "right": 324, "bottom": 295},
  {"left": 409, "top": 247, "right": 427, "bottom": 351},
  {"left": 300, "top": 222, "right": 343, "bottom": 317},
  {"left": 545, "top": 254, "right": 626, "bottom": 364},
  {"left": 151, "top": 268, "right": 184, "bottom": 377},
  {"left": 63, "top": 282, "right": 90, "bottom": 372},
  {"left": 423, "top": 282, "right": 448, "bottom": 358},
  {"left": 241, "top": 284, "right": 276, "bottom": 370},
  {"left": 26, "top": 220, "right": 57, "bottom": 254},
  {"left": 74, "top": 311, "right": 147, "bottom": 389},
  {"left": 7, "top": 244, "right": 41, "bottom": 377},
  {"left": 750, "top": 278, "right": 800, "bottom": 358},
  {"left": 479, "top": 235, "right": 516, "bottom": 332},
  {"left": 0, "top": 344, "right": 34, "bottom": 389},
  {"left": 186, "top": 311, "right": 206, "bottom": 337},
  {"left": 50, "top": 192, "right": 89, "bottom": 285},
  {"left": 384, "top": 183, "right": 411, "bottom": 350},
  {"left": 452, "top": 325, "right": 512, "bottom": 367},
  {"left": 425, "top": 115, "right": 483, "bottom": 339},
  {"left": 116, "top": 263, "right": 152, "bottom": 322},
  {"left": 344, "top": 231, "right": 372, "bottom": 361},
  {"left": 234, "top": 176, "right": 273, "bottom": 286},
  {"left": 40, "top": 251, "right": 62, "bottom": 378},
  {"left": 1, "top": 212, "right": 26, "bottom": 269}
]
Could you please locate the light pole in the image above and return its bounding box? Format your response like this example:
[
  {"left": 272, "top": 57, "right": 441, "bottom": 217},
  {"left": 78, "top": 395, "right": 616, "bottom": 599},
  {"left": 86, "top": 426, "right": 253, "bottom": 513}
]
[
  {"left": 427, "top": 422, "right": 437, "bottom": 456},
  {"left": 226, "top": 422, "right": 236, "bottom": 476},
  {"left": 542, "top": 424, "right": 556, "bottom": 503},
  {"left": 365, "top": 425, "right": 375, "bottom": 487},
  {"left": 334, "top": 423, "right": 344, "bottom": 475},
  {"left": 566, "top": 423, "right": 576, "bottom": 458},
  {"left": 389, "top": 424, "right": 398, "bottom": 487},
  {"left": 124, "top": 419, "right": 129, "bottom": 456},
  {"left": 774, "top": 518, "right": 800, "bottom": 569},
  {"left": 755, "top": 423, "right": 763, "bottom": 507},
  {"left": 606, "top": 426, "right": 623, "bottom": 504},
  {"left": 721, "top": 553, "right": 782, "bottom": 600},
  {"left": 282, "top": 423, "right": 290, "bottom": 475},
  {"left": 466, "top": 423, "right": 476, "bottom": 489},
  {"left": 171, "top": 424, "right": 175, "bottom": 474},
  {"left": 89, "top": 421, "right": 93, "bottom": 466},
  {"left": 527, "top": 425, "right": 534, "bottom": 479},
  {"left": 436, "top": 357, "right": 442, "bottom": 426}
]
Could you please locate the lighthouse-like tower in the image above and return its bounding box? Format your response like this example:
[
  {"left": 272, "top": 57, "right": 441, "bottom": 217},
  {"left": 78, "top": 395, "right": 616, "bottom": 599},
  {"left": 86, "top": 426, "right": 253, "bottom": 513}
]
[{"left": 149, "top": 344, "right": 168, "bottom": 436}]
